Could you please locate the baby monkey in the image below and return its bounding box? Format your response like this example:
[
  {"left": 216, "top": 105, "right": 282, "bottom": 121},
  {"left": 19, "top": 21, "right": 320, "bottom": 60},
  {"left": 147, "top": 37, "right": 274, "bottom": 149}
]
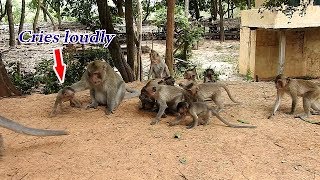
[
  {"left": 203, "top": 68, "right": 217, "bottom": 83},
  {"left": 50, "top": 87, "right": 82, "bottom": 117},
  {"left": 170, "top": 101, "right": 256, "bottom": 129}
]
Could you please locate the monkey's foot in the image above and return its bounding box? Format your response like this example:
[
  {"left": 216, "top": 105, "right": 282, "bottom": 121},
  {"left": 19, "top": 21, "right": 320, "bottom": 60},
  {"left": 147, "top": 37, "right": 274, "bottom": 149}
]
[
  {"left": 86, "top": 102, "right": 98, "bottom": 109},
  {"left": 294, "top": 114, "right": 320, "bottom": 124},
  {"left": 150, "top": 119, "right": 160, "bottom": 125},
  {"left": 186, "top": 122, "right": 196, "bottom": 129}
]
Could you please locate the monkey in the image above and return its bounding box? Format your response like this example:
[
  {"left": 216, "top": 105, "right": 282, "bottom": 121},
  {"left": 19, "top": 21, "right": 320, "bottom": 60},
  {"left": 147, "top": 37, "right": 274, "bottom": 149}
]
[
  {"left": 50, "top": 87, "right": 82, "bottom": 117},
  {"left": 52, "top": 60, "right": 139, "bottom": 116},
  {"left": 169, "top": 101, "right": 257, "bottom": 129},
  {"left": 268, "top": 74, "right": 320, "bottom": 121},
  {"left": 157, "top": 76, "right": 175, "bottom": 86},
  {"left": 185, "top": 82, "right": 240, "bottom": 112},
  {"left": 203, "top": 68, "right": 217, "bottom": 83},
  {"left": 178, "top": 68, "right": 198, "bottom": 89},
  {"left": 183, "top": 68, "right": 197, "bottom": 81},
  {"left": 0, "top": 115, "right": 68, "bottom": 157},
  {"left": 141, "top": 45, "right": 151, "bottom": 53},
  {"left": 148, "top": 50, "right": 170, "bottom": 79},
  {"left": 143, "top": 80, "right": 187, "bottom": 125}
]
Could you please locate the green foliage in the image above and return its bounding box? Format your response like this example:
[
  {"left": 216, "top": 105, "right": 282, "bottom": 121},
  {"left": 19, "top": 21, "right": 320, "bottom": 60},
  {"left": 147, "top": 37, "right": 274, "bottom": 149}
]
[
  {"left": 259, "top": 0, "right": 309, "bottom": 19},
  {"left": 244, "top": 69, "right": 253, "bottom": 81},
  {"left": 8, "top": 48, "right": 111, "bottom": 95}
]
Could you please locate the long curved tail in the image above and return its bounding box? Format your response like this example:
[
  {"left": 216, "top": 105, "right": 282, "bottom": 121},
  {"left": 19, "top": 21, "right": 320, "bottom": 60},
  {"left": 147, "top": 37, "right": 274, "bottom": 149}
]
[
  {"left": 220, "top": 84, "right": 240, "bottom": 103},
  {"left": 210, "top": 110, "right": 256, "bottom": 128},
  {"left": 124, "top": 87, "right": 140, "bottom": 99},
  {"left": 0, "top": 116, "right": 68, "bottom": 136}
]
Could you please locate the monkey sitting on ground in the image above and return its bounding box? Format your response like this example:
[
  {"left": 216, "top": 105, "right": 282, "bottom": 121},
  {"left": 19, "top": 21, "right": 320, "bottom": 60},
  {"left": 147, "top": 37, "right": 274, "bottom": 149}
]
[
  {"left": 169, "top": 102, "right": 256, "bottom": 129},
  {"left": 268, "top": 74, "right": 320, "bottom": 121},
  {"left": 143, "top": 80, "right": 187, "bottom": 125},
  {"left": 50, "top": 87, "right": 82, "bottom": 117},
  {"left": 0, "top": 115, "right": 68, "bottom": 157},
  {"left": 148, "top": 50, "right": 170, "bottom": 79},
  {"left": 179, "top": 68, "right": 197, "bottom": 88},
  {"left": 185, "top": 82, "right": 240, "bottom": 112},
  {"left": 203, "top": 68, "right": 217, "bottom": 83},
  {"left": 51, "top": 60, "right": 139, "bottom": 116}
]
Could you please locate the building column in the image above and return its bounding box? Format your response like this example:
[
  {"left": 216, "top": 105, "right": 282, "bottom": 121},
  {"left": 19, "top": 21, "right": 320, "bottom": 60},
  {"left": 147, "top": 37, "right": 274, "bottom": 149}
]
[{"left": 278, "top": 30, "right": 286, "bottom": 74}]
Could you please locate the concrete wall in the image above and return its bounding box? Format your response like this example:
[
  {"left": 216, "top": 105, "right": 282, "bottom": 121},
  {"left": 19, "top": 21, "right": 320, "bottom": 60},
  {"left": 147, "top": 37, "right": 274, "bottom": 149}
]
[
  {"left": 239, "top": 28, "right": 320, "bottom": 79},
  {"left": 241, "top": 6, "right": 320, "bottom": 29},
  {"left": 254, "top": 29, "right": 279, "bottom": 79},
  {"left": 304, "top": 28, "right": 320, "bottom": 77},
  {"left": 239, "top": 27, "right": 256, "bottom": 76}
]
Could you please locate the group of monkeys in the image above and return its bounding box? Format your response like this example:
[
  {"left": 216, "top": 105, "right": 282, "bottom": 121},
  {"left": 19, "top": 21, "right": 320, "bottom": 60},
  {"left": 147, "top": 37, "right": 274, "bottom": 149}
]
[{"left": 1, "top": 49, "right": 319, "bottom": 156}]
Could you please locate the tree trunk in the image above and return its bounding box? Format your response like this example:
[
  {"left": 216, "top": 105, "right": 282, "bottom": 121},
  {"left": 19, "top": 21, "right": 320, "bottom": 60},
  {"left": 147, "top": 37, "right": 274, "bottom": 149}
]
[
  {"left": 40, "top": 4, "right": 57, "bottom": 30},
  {"left": 218, "top": 0, "right": 225, "bottom": 42},
  {"left": 117, "top": 0, "right": 124, "bottom": 17},
  {"left": 96, "top": 0, "right": 135, "bottom": 82},
  {"left": 165, "top": 0, "right": 175, "bottom": 75},
  {"left": 6, "top": 0, "right": 14, "bottom": 47},
  {"left": 227, "top": 0, "right": 230, "bottom": 18},
  {"left": 0, "top": 52, "right": 21, "bottom": 97},
  {"left": 185, "top": 0, "right": 189, "bottom": 17},
  {"left": 136, "top": 0, "right": 142, "bottom": 81},
  {"left": 125, "top": 0, "right": 137, "bottom": 79},
  {"left": 143, "top": 0, "right": 150, "bottom": 22},
  {"left": 210, "top": 0, "right": 217, "bottom": 21},
  {"left": 56, "top": 1, "right": 61, "bottom": 28},
  {"left": 247, "top": 0, "right": 251, "bottom": 9},
  {"left": 18, "top": 0, "right": 25, "bottom": 45},
  {"left": 194, "top": 0, "right": 200, "bottom": 20},
  {"left": 0, "top": 0, "right": 7, "bottom": 22},
  {"left": 42, "top": 0, "right": 47, "bottom": 22},
  {"left": 33, "top": 0, "right": 41, "bottom": 32}
]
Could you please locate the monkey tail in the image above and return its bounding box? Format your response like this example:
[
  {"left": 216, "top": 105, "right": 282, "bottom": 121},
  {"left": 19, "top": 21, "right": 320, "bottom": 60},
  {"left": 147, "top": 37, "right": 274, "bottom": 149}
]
[
  {"left": 210, "top": 110, "right": 256, "bottom": 128},
  {"left": 124, "top": 87, "right": 140, "bottom": 99},
  {"left": 220, "top": 84, "right": 240, "bottom": 103},
  {"left": 0, "top": 116, "right": 68, "bottom": 136}
]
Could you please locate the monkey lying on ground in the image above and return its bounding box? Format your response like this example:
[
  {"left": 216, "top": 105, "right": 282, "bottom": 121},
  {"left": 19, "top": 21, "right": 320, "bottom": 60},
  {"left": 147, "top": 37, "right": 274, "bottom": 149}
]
[
  {"left": 148, "top": 50, "right": 170, "bottom": 79},
  {"left": 0, "top": 115, "right": 68, "bottom": 156},
  {"left": 203, "top": 68, "right": 217, "bottom": 83},
  {"left": 143, "top": 80, "right": 187, "bottom": 125},
  {"left": 170, "top": 102, "right": 256, "bottom": 129},
  {"left": 50, "top": 87, "right": 82, "bottom": 117},
  {"left": 268, "top": 74, "right": 320, "bottom": 121},
  {"left": 51, "top": 60, "right": 139, "bottom": 116},
  {"left": 186, "top": 82, "right": 240, "bottom": 112}
]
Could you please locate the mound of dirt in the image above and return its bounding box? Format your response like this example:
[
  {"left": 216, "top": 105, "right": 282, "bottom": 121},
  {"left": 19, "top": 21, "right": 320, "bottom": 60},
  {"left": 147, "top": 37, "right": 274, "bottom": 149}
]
[{"left": 0, "top": 81, "right": 319, "bottom": 179}]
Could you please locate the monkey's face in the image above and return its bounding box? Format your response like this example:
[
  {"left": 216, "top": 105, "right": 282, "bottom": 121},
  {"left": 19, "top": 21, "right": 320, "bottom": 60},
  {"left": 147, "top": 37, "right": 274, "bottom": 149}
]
[
  {"left": 139, "top": 88, "right": 155, "bottom": 102},
  {"left": 62, "top": 90, "right": 75, "bottom": 101},
  {"left": 177, "top": 102, "right": 189, "bottom": 115},
  {"left": 276, "top": 79, "right": 287, "bottom": 89},
  {"left": 184, "top": 71, "right": 196, "bottom": 80},
  {"left": 89, "top": 71, "right": 103, "bottom": 85},
  {"left": 150, "top": 51, "right": 160, "bottom": 64}
]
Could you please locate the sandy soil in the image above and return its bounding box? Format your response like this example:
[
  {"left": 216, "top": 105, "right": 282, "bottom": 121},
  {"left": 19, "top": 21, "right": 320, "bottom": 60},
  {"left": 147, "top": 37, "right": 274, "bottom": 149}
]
[{"left": 1, "top": 81, "right": 320, "bottom": 180}]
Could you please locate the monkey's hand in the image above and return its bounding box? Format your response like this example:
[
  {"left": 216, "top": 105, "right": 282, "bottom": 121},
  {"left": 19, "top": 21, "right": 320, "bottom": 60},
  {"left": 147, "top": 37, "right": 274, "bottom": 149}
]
[
  {"left": 150, "top": 118, "right": 160, "bottom": 125},
  {"left": 86, "top": 101, "right": 98, "bottom": 109}
]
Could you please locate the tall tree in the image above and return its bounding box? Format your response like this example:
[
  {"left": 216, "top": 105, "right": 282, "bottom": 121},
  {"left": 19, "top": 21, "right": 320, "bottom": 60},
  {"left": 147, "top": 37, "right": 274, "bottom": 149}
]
[
  {"left": 125, "top": 0, "right": 137, "bottom": 79},
  {"left": 40, "top": 3, "right": 57, "bottom": 30},
  {"left": 6, "top": 0, "right": 14, "bottom": 47},
  {"left": 42, "top": 0, "right": 47, "bottom": 21},
  {"left": 33, "top": 0, "right": 41, "bottom": 32},
  {"left": 0, "top": 0, "right": 7, "bottom": 21},
  {"left": 96, "top": 0, "right": 135, "bottom": 82},
  {"left": 136, "top": 0, "right": 143, "bottom": 80},
  {"left": 210, "top": 0, "right": 217, "bottom": 21},
  {"left": 18, "top": 0, "right": 26, "bottom": 45},
  {"left": 165, "top": 0, "right": 175, "bottom": 75},
  {"left": 218, "top": 0, "right": 226, "bottom": 42},
  {"left": 185, "top": 0, "right": 189, "bottom": 17},
  {"left": 0, "top": 52, "right": 21, "bottom": 97}
]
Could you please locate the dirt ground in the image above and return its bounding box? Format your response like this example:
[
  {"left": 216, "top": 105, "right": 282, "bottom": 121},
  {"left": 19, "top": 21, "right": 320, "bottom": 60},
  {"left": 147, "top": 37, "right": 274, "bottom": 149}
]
[{"left": 1, "top": 81, "right": 320, "bottom": 180}]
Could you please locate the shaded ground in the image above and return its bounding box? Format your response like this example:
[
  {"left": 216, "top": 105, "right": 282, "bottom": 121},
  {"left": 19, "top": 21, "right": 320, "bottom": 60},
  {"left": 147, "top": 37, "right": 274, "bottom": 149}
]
[{"left": 1, "top": 81, "right": 320, "bottom": 179}]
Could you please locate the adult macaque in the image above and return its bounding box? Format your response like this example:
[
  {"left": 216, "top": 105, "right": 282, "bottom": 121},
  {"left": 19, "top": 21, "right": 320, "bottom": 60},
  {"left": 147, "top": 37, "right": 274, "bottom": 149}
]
[
  {"left": 170, "top": 102, "right": 256, "bottom": 129},
  {"left": 268, "top": 74, "right": 320, "bottom": 121},
  {"left": 203, "top": 68, "right": 216, "bottom": 83},
  {"left": 143, "top": 81, "right": 186, "bottom": 125},
  {"left": 148, "top": 50, "right": 170, "bottom": 79},
  {"left": 52, "top": 60, "right": 139, "bottom": 116},
  {"left": 50, "top": 87, "right": 82, "bottom": 117},
  {"left": 157, "top": 76, "right": 175, "bottom": 86},
  {"left": 186, "top": 83, "right": 240, "bottom": 112}
]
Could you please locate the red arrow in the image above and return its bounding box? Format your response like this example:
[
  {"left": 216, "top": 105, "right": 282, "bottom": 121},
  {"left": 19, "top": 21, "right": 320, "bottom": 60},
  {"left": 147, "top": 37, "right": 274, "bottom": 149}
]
[{"left": 53, "top": 48, "right": 66, "bottom": 84}]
